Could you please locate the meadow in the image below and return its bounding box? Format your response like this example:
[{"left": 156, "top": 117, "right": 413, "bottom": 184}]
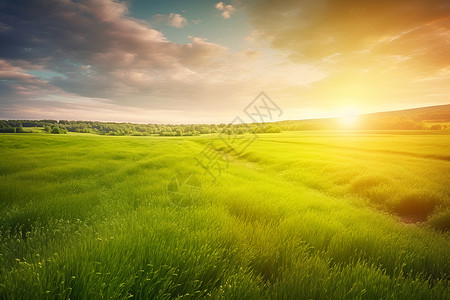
[{"left": 0, "top": 131, "right": 449, "bottom": 299}]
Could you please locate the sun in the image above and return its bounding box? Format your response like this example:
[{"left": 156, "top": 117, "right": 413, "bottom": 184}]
[{"left": 339, "top": 107, "right": 359, "bottom": 127}]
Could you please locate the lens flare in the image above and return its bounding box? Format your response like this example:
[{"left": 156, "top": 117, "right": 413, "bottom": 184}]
[{"left": 339, "top": 107, "right": 359, "bottom": 127}]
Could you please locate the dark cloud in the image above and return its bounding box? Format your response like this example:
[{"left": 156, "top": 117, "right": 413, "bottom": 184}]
[
  {"left": 0, "top": 0, "right": 222, "bottom": 70},
  {"left": 0, "top": 0, "right": 230, "bottom": 111},
  {"left": 0, "top": 0, "right": 292, "bottom": 122}
]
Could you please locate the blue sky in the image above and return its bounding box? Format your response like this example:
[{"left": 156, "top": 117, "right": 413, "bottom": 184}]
[
  {"left": 130, "top": 0, "right": 251, "bottom": 49},
  {"left": 0, "top": 0, "right": 448, "bottom": 123}
]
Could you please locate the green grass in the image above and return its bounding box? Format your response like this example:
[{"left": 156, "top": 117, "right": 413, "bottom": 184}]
[{"left": 0, "top": 132, "right": 449, "bottom": 299}]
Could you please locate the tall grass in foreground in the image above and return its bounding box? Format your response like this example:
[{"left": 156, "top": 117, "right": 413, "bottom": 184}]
[{"left": 0, "top": 133, "right": 449, "bottom": 299}]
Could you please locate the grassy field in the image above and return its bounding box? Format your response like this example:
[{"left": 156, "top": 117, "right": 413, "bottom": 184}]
[{"left": 0, "top": 131, "right": 449, "bottom": 299}]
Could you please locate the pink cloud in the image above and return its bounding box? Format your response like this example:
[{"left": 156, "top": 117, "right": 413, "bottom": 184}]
[{"left": 153, "top": 13, "right": 188, "bottom": 28}]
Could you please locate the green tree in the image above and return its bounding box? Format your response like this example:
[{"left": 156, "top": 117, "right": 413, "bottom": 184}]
[
  {"left": 51, "top": 127, "right": 61, "bottom": 134},
  {"left": 15, "top": 124, "right": 25, "bottom": 133}
]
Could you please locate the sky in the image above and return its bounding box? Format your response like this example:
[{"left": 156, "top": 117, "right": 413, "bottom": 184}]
[{"left": 0, "top": 0, "right": 449, "bottom": 124}]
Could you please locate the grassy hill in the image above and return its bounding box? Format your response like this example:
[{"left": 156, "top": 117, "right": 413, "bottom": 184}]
[
  {"left": 366, "top": 104, "right": 450, "bottom": 121},
  {"left": 275, "top": 104, "right": 450, "bottom": 131}
]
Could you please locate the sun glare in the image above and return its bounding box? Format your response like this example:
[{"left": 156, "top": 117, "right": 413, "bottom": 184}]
[{"left": 339, "top": 107, "right": 359, "bottom": 127}]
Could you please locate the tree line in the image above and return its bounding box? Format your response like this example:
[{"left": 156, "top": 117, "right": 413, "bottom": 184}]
[
  {"left": 0, "top": 120, "right": 282, "bottom": 136},
  {"left": 0, "top": 115, "right": 448, "bottom": 136}
]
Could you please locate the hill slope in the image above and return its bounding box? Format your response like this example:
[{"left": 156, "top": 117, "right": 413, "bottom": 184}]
[{"left": 275, "top": 104, "right": 450, "bottom": 131}]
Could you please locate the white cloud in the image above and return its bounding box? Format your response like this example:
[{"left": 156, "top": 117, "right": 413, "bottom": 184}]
[
  {"left": 215, "top": 2, "right": 235, "bottom": 19},
  {"left": 167, "top": 13, "right": 188, "bottom": 28},
  {"left": 153, "top": 13, "right": 188, "bottom": 28},
  {"left": 215, "top": 2, "right": 225, "bottom": 11}
]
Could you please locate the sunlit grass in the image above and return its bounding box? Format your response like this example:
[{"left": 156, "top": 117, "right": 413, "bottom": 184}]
[{"left": 0, "top": 132, "right": 448, "bottom": 299}]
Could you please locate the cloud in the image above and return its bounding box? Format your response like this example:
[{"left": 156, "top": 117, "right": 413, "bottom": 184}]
[
  {"left": 168, "top": 13, "right": 188, "bottom": 28},
  {"left": 215, "top": 2, "right": 235, "bottom": 19},
  {"left": 0, "top": 59, "right": 120, "bottom": 122},
  {"left": 0, "top": 0, "right": 311, "bottom": 122},
  {"left": 0, "top": 1, "right": 228, "bottom": 104},
  {"left": 2, "top": 0, "right": 444, "bottom": 123},
  {"left": 249, "top": 0, "right": 450, "bottom": 62},
  {"left": 153, "top": 13, "right": 188, "bottom": 28},
  {"left": 215, "top": 2, "right": 225, "bottom": 11},
  {"left": 0, "top": 59, "right": 60, "bottom": 100},
  {"left": 0, "top": 1, "right": 220, "bottom": 80},
  {"left": 247, "top": 0, "right": 450, "bottom": 109}
]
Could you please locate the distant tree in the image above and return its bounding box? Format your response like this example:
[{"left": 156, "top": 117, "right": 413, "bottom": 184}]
[
  {"left": 429, "top": 124, "right": 442, "bottom": 130},
  {"left": 51, "top": 127, "right": 61, "bottom": 134},
  {"left": 265, "top": 125, "right": 281, "bottom": 133},
  {"left": 197, "top": 126, "right": 207, "bottom": 134},
  {"left": 0, "top": 121, "right": 14, "bottom": 133},
  {"left": 15, "top": 124, "right": 25, "bottom": 133},
  {"left": 0, "top": 119, "right": 288, "bottom": 136}
]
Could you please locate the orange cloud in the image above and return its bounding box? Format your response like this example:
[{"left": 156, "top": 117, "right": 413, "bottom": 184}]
[{"left": 248, "top": 0, "right": 450, "bottom": 110}]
